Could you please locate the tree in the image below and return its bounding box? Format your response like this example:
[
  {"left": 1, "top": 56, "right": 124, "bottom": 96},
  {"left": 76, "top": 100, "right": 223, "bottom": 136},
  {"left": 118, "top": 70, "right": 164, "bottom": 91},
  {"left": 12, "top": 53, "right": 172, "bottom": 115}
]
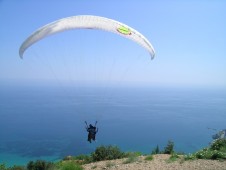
[
  {"left": 151, "top": 145, "right": 160, "bottom": 154},
  {"left": 163, "top": 140, "right": 174, "bottom": 154}
]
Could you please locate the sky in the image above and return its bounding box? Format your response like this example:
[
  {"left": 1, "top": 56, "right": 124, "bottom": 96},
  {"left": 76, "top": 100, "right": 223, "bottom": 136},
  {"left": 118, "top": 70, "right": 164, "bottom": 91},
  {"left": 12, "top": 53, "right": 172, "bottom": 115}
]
[{"left": 0, "top": 0, "right": 226, "bottom": 89}]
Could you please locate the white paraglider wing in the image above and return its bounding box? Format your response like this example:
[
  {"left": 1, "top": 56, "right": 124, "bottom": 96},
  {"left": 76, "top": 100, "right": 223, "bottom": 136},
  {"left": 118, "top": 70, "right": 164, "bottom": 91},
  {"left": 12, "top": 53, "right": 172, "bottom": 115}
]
[{"left": 19, "top": 15, "right": 155, "bottom": 59}]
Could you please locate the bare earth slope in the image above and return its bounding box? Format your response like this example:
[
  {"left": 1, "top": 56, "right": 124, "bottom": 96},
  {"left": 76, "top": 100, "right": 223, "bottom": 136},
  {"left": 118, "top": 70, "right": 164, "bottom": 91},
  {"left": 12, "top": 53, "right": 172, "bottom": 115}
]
[{"left": 83, "top": 154, "right": 226, "bottom": 170}]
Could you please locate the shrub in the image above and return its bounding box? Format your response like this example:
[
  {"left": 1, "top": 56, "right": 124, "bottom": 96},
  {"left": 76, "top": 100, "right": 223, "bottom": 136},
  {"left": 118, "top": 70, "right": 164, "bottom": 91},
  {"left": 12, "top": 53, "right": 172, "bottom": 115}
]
[
  {"left": 194, "top": 149, "right": 226, "bottom": 160},
  {"left": 91, "top": 145, "right": 125, "bottom": 161},
  {"left": 210, "top": 139, "right": 226, "bottom": 151},
  {"left": 163, "top": 140, "right": 174, "bottom": 154},
  {"left": 56, "top": 161, "right": 83, "bottom": 170},
  {"left": 8, "top": 166, "right": 25, "bottom": 170},
  {"left": 124, "top": 152, "right": 142, "bottom": 157},
  {"left": 0, "top": 164, "right": 25, "bottom": 170},
  {"left": 27, "top": 160, "right": 54, "bottom": 170},
  {"left": 151, "top": 145, "right": 160, "bottom": 154},
  {"left": 145, "top": 155, "right": 154, "bottom": 161},
  {"left": 184, "top": 154, "right": 196, "bottom": 161},
  {"left": 167, "top": 153, "right": 180, "bottom": 163},
  {"left": 123, "top": 153, "right": 139, "bottom": 164},
  {"left": 105, "top": 162, "right": 115, "bottom": 168},
  {"left": 185, "top": 142, "right": 226, "bottom": 161},
  {"left": 72, "top": 155, "right": 93, "bottom": 164},
  {"left": 0, "top": 164, "right": 7, "bottom": 170}
]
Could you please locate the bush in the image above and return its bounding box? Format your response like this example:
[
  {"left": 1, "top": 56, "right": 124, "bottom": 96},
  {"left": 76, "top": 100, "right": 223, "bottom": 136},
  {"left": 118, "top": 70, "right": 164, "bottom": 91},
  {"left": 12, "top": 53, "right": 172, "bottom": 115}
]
[
  {"left": 105, "top": 162, "right": 115, "bottom": 168},
  {"left": 56, "top": 161, "right": 83, "bottom": 170},
  {"left": 167, "top": 153, "right": 180, "bottom": 163},
  {"left": 145, "top": 155, "right": 154, "bottom": 161},
  {"left": 184, "top": 139, "right": 226, "bottom": 160},
  {"left": 73, "top": 155, "right": 93, "bottom": 164},
  {"left": 163, "top": 140, "right": 174, "bottom": 154},
  {"left": 123, "top": 152, "right": 139, "bottom": 164},
  {"left": 91, "top": 145, "right": 125, "bottom": 161},
  {"left": 8, "top": 166, "right": 25, "bottom": 170},
  {"left": 210, "top": 139, "right": 226, "bottom": 151},
  {"left": 27, "top": 160, "right": 54, "bottom": 170},
  {"left": 194, "top": 149, "right": 226, "bottom": 160},
  {"left": 124, "top": 152, "right": 142, "bottom": 157},
  {"left": 151, "top": 145, "right": 160, "bottom": 154},
  {"left": 184, "top": 140, "right": 226, "bottom": 161},
  {"left": 0, "top": 164, "right": 25, "bottom": 170},
  {"left": 0, "top": 164, "right": 7, "bottom": 170},
  {"left": 184, "top": 154, "right": 196, "bottom": 161}
]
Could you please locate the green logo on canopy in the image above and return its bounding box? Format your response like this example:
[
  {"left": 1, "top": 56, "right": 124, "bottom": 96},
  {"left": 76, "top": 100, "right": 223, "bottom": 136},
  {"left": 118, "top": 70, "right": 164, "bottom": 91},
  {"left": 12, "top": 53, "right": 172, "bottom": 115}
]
[{"left": 117, "top": 26, "right": 131, "bottom": 35}]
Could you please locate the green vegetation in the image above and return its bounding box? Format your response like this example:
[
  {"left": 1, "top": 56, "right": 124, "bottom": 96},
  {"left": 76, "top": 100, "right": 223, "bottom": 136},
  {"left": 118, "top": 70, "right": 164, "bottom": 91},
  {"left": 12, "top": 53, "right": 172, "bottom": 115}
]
[
  {"left": 150, "top": 141, "right": 178, "bottom": 163},
  {"left": 123, "top": 152, "right": 141, "bottom": 164},
  {"left": 2, "top": 139, "right": 226, "bottom": 169},
  {"left": 91, "top": 145, "right": 125, "bottom": 161},
  {"left": 184, "top": 139, "right": 226, "bottom": 160},
  {"left": 1, "top": 160, "right": 83, "bottom": 170},
  {"left": 68, "top": 154, "right": 93, "bottom": 164},
  {"left": 144, "top": 155, "right": 154, "bottom": 161},
  {"left": 151, "top": 141, "right": 175, "bottom": 155},
  {"left": 105, "top": 162, "right": 115, "bottom": 168},
  {"left": 8, "top": 166, "right": 25, "bottom": 170},
  {"left": 167, "top": 153, "right": 180, "bottom": 163},
  {"left": 163, "top": 140, "right": 174, "bottom": 154},
  {"left": 55, "top": 161, "right": 83, "bottom": 170},
  {"left": 151, "top": 145, "right": 160, "bottom": 154},
  {"left": 27, "top": 160, "right": 54, "bottom": 170},
  {"left": 61, "top": 145, "right": 125, "bottom": 164},
  {"left": 0, "top": 164, "right": 7, "bottom": 170},
  {"left": 210, "top": 138, "right": 226, "bottom": 151}
]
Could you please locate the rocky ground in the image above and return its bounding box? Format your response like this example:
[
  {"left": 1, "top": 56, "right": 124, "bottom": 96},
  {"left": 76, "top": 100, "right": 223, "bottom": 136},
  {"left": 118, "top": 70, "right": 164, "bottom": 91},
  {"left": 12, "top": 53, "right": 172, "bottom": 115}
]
[{"left": 83, "top": 154, "right": 226, "bottom": 170}]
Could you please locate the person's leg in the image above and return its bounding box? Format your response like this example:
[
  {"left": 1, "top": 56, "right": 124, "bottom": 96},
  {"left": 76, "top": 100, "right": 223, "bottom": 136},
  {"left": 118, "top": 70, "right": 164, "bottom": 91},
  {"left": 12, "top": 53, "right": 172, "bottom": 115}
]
[{"left": 88, "top": 133, "right": 92, "bottom": 143}]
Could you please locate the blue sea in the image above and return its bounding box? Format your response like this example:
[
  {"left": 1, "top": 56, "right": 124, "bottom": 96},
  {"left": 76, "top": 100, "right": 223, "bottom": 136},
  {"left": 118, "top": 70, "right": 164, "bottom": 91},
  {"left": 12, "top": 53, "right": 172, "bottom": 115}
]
[{"left": 0, "top": 85, "right": 226, "bottom": 166}]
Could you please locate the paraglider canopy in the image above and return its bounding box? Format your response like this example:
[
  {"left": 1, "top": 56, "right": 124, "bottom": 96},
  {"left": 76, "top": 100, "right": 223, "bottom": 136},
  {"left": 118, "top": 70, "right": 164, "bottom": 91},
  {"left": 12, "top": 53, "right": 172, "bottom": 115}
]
[{"left": 19, "top": 15, "right": 155, "bottom": 59}]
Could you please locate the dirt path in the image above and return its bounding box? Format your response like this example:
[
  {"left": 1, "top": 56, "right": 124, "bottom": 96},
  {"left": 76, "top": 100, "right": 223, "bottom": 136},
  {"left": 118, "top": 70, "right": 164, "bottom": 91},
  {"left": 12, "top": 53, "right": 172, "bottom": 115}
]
[{"left": 83, "top": 154, "right": 226, "bottom": 170}]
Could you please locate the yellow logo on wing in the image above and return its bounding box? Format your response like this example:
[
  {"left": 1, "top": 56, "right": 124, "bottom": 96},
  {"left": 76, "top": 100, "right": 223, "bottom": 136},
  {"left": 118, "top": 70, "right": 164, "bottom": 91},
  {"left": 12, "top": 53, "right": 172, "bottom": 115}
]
[{"left": 117, "top": 26, "right": 131, "bottom": 35}]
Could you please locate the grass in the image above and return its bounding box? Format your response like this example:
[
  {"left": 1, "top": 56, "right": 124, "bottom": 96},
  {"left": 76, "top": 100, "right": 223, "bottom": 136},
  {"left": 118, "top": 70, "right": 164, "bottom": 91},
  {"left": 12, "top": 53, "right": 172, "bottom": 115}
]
[
  {"left": 184, "top": 139, "right": 226, "bottom": 161},
  {"left": 123, "top": 152, "right": 140, "bottom": 164},
  {"left": 145, "top": 155, "right": 154, "bottom": 161},
  {"left": 167, "top": 153, "right": 180, "bottom": 163},
  {"left": 55, "top": 161, "right": 83, "bottom": 170},
  {"left": 105, "top": 162, "right": 115, "bottom": 168}
]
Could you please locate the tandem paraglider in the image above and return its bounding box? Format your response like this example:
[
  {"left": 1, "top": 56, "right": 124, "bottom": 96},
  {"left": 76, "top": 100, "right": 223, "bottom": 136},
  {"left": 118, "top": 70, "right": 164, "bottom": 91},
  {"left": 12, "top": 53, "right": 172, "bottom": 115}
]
[
  {"left": 19, "top": 15, "right": 155, "bottom": 142},
  {"left": 85, "top": 121, "right": 98, "bottom": 143}
]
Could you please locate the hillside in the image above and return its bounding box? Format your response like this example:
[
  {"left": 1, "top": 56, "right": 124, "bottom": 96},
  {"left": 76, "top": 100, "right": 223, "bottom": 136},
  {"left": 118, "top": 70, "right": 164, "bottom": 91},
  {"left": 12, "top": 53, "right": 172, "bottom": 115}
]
[{"left": 83, "top": 154, "right": 226, "bottom": 170}]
